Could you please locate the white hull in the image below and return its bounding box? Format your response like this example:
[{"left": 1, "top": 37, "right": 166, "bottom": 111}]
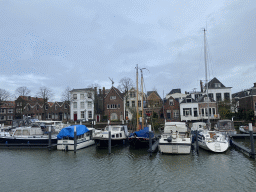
[
  {"left": 158, "top": 141, "right": 191, "bottom": 154},
  {"left": 198, "top": 130, "right": 229, "bottom": 153},
  {"left": 57, "top": 139, "right": 95, "bottom": 151}
]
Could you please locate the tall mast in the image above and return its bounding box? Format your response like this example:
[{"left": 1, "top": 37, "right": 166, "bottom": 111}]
[
  {"left": 204, "top": 28, "right": 210, "bottom": 129},
  {"left": 140, "top": 69, "right": 144, "bottom": 129},
  {"left": 136, "top": 64, "right": 139, "bottom": 131}
]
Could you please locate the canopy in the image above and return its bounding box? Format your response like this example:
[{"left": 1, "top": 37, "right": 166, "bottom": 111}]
[
  {"left": 129, "top": 127, "right": 154, "bottom": 138},
  {"left": 57, "top": 125, "right": 89, "bottom": 139}
]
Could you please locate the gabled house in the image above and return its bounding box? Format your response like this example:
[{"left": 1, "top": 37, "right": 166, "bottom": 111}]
[
  {"left": 123, "top": 87, "right": 146, "bottom": 121},
  {"left": 162, "top": 96, "right": 180, "bottom": 121},
  {"left": 70, "top": 88, "right": 95, "bottom": 121},
  {"left": 145, "top": 91, "right": 162, "bottom": 118},
  {"left": 104, "top": 86, "right": 124, "bottom": 121}
]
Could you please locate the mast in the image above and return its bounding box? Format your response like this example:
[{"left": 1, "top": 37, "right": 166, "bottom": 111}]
[
  {"left": 136, "top": 64, "right": 139, "bottom": 131},
  {"left": 204, "top": 28, "right": 210, "bottom": 130},
  {"left": 140, "top": 68, "right": 144, "bottom": 129}
]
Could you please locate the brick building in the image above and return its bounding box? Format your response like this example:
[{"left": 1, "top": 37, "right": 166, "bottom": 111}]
[
  {"left": 161, "top": 96, "right": 180, "bottom": 121},
  {"left": 0, "top": 101, "right": 15, "bottom": 125}
]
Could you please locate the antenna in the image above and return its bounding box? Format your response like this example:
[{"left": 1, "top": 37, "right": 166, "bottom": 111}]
[{"left": 109, "top": 77, "right": 114, "bottom": 86}]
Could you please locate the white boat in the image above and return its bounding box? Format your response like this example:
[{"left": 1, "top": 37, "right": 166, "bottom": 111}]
[
  {"left": 198, "top": 130, "right": 229, "bottom": 152},
  {"left": 158, "top": 122, "right": 191, "bottom": 154},
  {"left": 57, "top": 125, "right": 95, "bottom": 151},
  {"left": 93, "top": 125, "right": 129, "bottom": 148},
  {"left": 190, "top": 122, "right": 206, "bottom": 143}
]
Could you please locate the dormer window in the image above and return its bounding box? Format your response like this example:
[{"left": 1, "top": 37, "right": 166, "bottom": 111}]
[
  {"left": 214, "top": 83, "right": 221, "bottom": 88},
  {"left": 187, "top": 98, "right": 191, "bottom": 103},
  {"left": 169, "top": 99, "right": 174, "bottom": 106},
  {"left": 110, "top": 96, "right": 116, "bottom": 100}
]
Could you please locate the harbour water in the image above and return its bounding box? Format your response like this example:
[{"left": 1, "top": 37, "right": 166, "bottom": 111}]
[{"left": 1, "top": 144, "right": 256, "bottom": 192}]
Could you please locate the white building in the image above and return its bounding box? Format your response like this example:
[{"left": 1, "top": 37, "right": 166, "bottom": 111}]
[
  {"left": 70, "top": 88, "right": 95, "bottom": 121},
  {"left": 165, "top": 89, "right": 188, "bottom": 103}
]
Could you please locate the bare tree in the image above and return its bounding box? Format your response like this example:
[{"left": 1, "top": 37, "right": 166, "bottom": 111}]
[
  {"left": 61, "top": 86, "right": 73, "bottom": 121},
  {"left": 37, "top": 86, "right": 53, "bottom": 120},
  {"left": 15, "top": 86, "right": 31, "bottom": 97},
  {"left": 0, "top": 89, "right": 11, "bottom": 106},
  {"left": 118, "top": 77, "right": 134, "bottom": 93}
]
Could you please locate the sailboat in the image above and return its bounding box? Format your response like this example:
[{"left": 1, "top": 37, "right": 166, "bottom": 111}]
[
  {"left": 197, "top": 29, "right": 229, "bottom": 153},
  {"left": 128, "top": 65, "right": 157, "bottom": 149}
]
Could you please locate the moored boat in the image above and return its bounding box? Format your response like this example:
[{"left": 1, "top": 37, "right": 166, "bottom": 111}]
[
  {"left": 214, "top": 119, "right": 237, "bottom": 136},
  {"left": 57, "top": 125, "right": 95, "bottom": 151},
  {"left": 93, "top": 125, "right": 129, "bottom": 148},
  {"left": 158, "top": 122, "right": 191, "bottom": 154}
]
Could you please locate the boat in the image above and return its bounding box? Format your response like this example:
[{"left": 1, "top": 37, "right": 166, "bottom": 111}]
[
  {"left": 214, "top": 119, "right": 237, "bottom": 135},
  {"left": 196, "top": 29, "right": 229, "bottom": 153},
  {"left": 93, "top": 125, "right": 129, "bottom": 148},
  {"left": 57, "top": 125, "right": 95, "bottom": 151},
  {"left": 190, "top": 122, "right": 206, "bottom": 143},
  {"left": 128, "top": 126, "right": 157, "bottom": 148},
  {"left": 239, "top": 125, "right": 256, "bottom": 134},
  {"left": 198, "top": 130, "right": 229, "bottom": 152},
  {"left": 158, "top": 122, "right": 191, "bottom": 154}
]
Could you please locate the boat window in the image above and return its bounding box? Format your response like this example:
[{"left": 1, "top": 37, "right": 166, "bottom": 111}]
[
  {"left": 112, "top": 127, "right": 120, "bottom": 131},
  {"left": 206, "top": 135, "right": 209, "bottom": 137}
]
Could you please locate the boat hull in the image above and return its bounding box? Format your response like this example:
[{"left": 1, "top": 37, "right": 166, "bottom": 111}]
[
  {"left": 158, "top": 142, "right": 191, "bottom": 154},
  {"left": 128, "top": 137, "right": 157, "bottom": 148},
  {"left": 0, "top": 136, "right": 57, "bottom": 145},
  {"left": 94, "top": 138, "right": 126, "bottom": 148},
  {"left": 57, "top": 139, "right": 95, "bottom": 151}
]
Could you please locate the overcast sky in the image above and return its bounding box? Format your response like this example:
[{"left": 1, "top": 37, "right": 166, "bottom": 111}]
[{"left": 1, "top": 0, "right": 256, "bottom": 101}]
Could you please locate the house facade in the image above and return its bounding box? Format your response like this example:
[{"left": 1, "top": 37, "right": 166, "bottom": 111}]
[
  {"left": 145, "top": 91, "right": 162, "bottom": 118},
  {"left": 0, "top": 101, "right": 15, "bottom": 125},
  {"left": 162, "top": 96, "right": 180, "bottom": 121},
  {"left": 104, "top": 86, "right": 124, "bottom": 121},
  {"left": 70, "top": 88, "right": 95, "bottom": 121}
]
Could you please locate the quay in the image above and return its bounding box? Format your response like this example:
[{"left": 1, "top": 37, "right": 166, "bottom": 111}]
[
  {"left": 229, "top": 134, "right": 256, "bottom": 138},
  {"left": 0, "top": 143, "right": 57, "bottom": 149}
]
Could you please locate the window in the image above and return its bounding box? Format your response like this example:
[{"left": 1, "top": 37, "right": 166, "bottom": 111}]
[
  {"left": 36, "top": 105, "right": 39, "bottom": 111},
  {"left": 212, "top": 108, "right": 216, "bottom": 115},
  {"left": 138, "top": 100, "right": 141, "bottom": 107},
  {"left": 174, "top": 110, "right": 179, "bottom": 118},
  {"left": 214, "top": 83, "right": 221, "bottom": 88},
  {"left": 183, "top": 108, "right": 191, "bottom": 116},
  {"left": 216, "top": 93, "right": 221, "bottom": 102},
  {"left": 209, "top": 108, "right": 212, "bottom": 116},
  {"left": 110, "top": 96, "right": 116, "bottom": 100},
  {"left": 73, "top": 102, "right": 77, "bottom": 109},
  {"left": 80, "top": 102, "right": 85, "bottom": 109},
  {"left": 186, "top": 99, "right": 191, "bottom": 103},
  {"left": 55, "top": 105, "right": 57, "bottom": 110},
  {"left": 73, "top": 94, "right": 77, "bottom": 100},
  {"left": 81, "top": 111, "right": 85, "bottom": 119},
  {"left": 130, "top": 92, "right": 135, "bottom": 98},
  {"left": 88, "top": 101, "right": 92, "bottom": 109},
  {"left": 132, "top": 101, "right": 135, "bottom": 107},
  {"left": 107, "top": 104, "right": 110, "bottom": 109},
  {"left": 193, "top": 108, "right": 198, "bottom": 117},
  {"left": 126, "top": 101, "right": 129, "bottom": 107},
  {"left": 27, "top": 105, "right": 31, "bottom": 111},
  {"left": 0, "top": 116, "right": 5, "bottom": 120},
  {"left": 45, "top": 105, "right": 48, "bottom": 110},
  {"left": 80, "top": 94, "right": 84, "bottom": 100},
  {"left": 201, "top": 108, "right": 204, "bottom": 116},
  {"left": 208, "top": 93, "right": 213, "bottom": 99},
  {"left": 87, "top": 92, "right": 92, "bottom": 99},
  {"left": 118, "top": 104, "right": 120, "bottom": 109},
  {"left": 7, "top": 116, "right": 13, "bottom": 120},
  {"left": 64, "top": 104, "right": 68, "bottom": 109},
  {"left": 0, "top": 109, "right": 5, "bottom": 114},
  {"left": 8, "top": 109, "right": 13, "bottom": 113},
  {"left": 88, "top": 111, "right": 92, "bottom": 119},
  {"left": 169, "top": 99, "right": 174, "bottom": 106},
  {"left": 224, "top": 93, "right": 230, "bottom": 101},
  {"left": 167, "top": 110, "right": 171, "bottom": 119}
]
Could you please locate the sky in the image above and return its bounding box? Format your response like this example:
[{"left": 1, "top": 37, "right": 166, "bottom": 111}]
[{"left": 1, "top": 0, "right": 256, "bottom": 101}]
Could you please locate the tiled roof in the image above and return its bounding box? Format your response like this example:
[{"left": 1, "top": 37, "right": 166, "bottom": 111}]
[{"left": 167, "top": 89, "right": 181, "bottom": 95}]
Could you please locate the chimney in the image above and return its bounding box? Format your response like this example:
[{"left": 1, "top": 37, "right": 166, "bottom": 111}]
[
  {"left": 94, "top": 87, "right": 97, "bottom": 95},
  {"left": 99, "top": 89, "right": 102, "bottom": 95},
  {"left": 254, "top": 83, "right": 256, "bottom": 87},
  {"left": 103, "top": 87, "right": 105, "bottom": 96},
  {"left": 200, "top": 80, "right": 204, "bottom": 92}
]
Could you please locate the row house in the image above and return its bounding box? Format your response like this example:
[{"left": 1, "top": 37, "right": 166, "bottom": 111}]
[
  {"left": 161, "top": 96, "right": 180, "bottom": 121},
  {"left": 104, "top": 86, "right": 124, "bottom": 121},
  {"left": 232, "top": 83, "right": 256, "bottom": 115},
  {"left": 15, "top": 96, "right": 70, "bottom": 121},
  {"left": 191, "top": 77, "right": 232, "bottom": 102},
  {"left": 145, "top": 91, "right": 163, "bottom": 118},
  {"left": 0, "top": 101, "right": 15, "bottom": 125},
  {"left": 70, "top": 88, "right": 95, "bottom": 121},
  {"left": 123, "top": 88, "right": 146, "bottom": 121},
  {"left": 180, "top": 95, "right": 219, "bottom": 122}
]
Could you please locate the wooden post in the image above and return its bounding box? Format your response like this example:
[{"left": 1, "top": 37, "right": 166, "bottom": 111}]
[
  {"left": 249, "top": 123, "right": 255, "bottom": 159},
  {"left": 74, "top": 126, "right": 77, "bottom": 153},
  {"left": 149, "top": 131, "right": 152, "bottom": 156},
  {"left": 48, "top": 126, "right": 52, "bottom": 150},
  {"left": 196, "top": 130, "right": 199, "bottom": 155},
  {"left": 108, "top": 131, "right": 111, "bottom": 154}
]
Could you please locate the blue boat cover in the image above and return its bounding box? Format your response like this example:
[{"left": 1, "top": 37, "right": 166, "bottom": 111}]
[
  {"left": 129, "top": 127, "right": 154, "bottom": 138},
  {"left": 57, "top": 125, "right": 89, "bottom": 139}
]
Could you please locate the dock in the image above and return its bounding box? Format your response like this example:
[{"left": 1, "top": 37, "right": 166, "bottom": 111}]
[
  {"left": 230, "top": 140, "right": 252, "bottom": 157},
  {"left": 229, "top": 134, "right": 256, "bottom": 138},
  {"left": 0, "top": 143, "right": 57, "bottom": 150}
]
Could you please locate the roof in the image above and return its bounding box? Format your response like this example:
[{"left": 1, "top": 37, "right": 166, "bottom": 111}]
[
  {"left": 167, "top": 89, "right": 181, "bottom": 95},
  {"left": 104, "top": 86, "right": 124, "bottom": 100},
  {"left": 70, "top": 88, "right": 94, "bottom": 92},
  {"left": 205, "top": 77, "right": 232, "bottom": 89},
  {"left": 147, "top": 91, "right": 162, "bottom": 99},
  {"left": 180, "top": 95, "right": 197, "bottom": 104}
]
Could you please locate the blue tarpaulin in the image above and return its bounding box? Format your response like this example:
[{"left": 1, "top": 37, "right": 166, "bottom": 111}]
[
  {"left": 129, "top": 127, "right": 154, "bottom": 138},
  {"left": 57, "top": 125, "right": 89, "bottom": 139}
]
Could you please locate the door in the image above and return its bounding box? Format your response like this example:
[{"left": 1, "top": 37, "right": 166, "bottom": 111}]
[{"left": 74, "top": 113, "right": 77, "bottom": 121}]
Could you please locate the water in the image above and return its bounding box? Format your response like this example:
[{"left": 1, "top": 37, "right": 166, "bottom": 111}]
[{"left": 1, "top": 145, "right": 256, "bottom": 192}]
